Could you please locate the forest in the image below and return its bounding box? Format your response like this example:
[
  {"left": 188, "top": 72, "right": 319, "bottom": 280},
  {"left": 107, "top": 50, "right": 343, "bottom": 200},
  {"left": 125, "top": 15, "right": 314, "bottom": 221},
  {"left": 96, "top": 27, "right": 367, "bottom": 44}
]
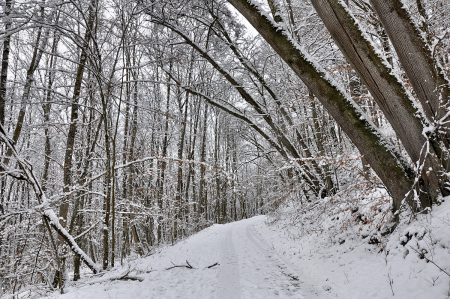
[{"left": 0, "top": 0, "right": 449, "bottom": 297}]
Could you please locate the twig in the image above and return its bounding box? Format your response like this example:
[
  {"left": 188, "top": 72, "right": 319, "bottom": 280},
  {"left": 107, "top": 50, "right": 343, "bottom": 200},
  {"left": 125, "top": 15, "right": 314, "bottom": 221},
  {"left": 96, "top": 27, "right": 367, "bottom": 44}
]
[
  {"left": 409, "top": 246, "right": 450, "bottom": 277},
  {"left": 206, "top": 262, "right": 220, "bottom": 269},
  {"left": 387, "top": 269, "right": 395, "bottom": 296},
  {"left": 165, "top": 260, "right": 220, "bottom": 270},
  {"left": 166, "top": 260, "right": 196, "bottom": 270},
  {"left": 85, "top": 270, "right": 144, "bottom": 285},
  {"left": 112, "top": 271, "right": 144, "bottom": 282},
  {"left": 0, "top": 123, "right": 101, "bottom": 274},
  {"left": 185, "top": 260, "right": 194, "bottom": 269}
]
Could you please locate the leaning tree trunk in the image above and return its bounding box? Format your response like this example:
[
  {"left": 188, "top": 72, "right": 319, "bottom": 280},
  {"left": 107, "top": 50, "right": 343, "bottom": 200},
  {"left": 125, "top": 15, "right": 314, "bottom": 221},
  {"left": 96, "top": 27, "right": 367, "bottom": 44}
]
[
  {"left": 227, "top": 0, "right": 419, "bottom": 213},
  {"left": 370, "top": 0, "right": 450, "bottom": 176},
  {"left": 0, "top": 123, "right": 101, "bottom": 275},
  {"left": 370, "top": 0, "right": 450, "bottom": 125},
  {"left": 310, "top": 0, "right": 445, "bottom": 206}
]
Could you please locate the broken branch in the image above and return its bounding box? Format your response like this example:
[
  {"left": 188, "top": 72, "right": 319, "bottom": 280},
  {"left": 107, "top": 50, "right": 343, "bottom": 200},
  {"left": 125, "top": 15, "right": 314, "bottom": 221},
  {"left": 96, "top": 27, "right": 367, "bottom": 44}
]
[{"left": 166, "top": 260, "right": 195, "bottom": 270}]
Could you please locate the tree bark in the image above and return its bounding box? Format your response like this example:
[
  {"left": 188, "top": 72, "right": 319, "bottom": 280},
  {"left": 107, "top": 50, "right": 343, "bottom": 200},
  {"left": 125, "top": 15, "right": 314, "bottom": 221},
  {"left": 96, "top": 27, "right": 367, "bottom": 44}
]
[
  {"left": 174, "top": 87, "right": 188, "bottom": 239},
  {"left": 4, "top": 6, "right": 50, "bottom": 166},
  {"left": 370, "top": 0, "right": 450, "bottom": 124},
  {"left": 198, "top": 104, "right": 208, "bottom": 222},
  {"left": 60, "top": 0, "right": 96, "bottom": 226},
  {"left": 227, "top": 0, "right": 417, "bottom": 212},
  {"left": 156, "top": 63, "right": 172, "bottom": 243},
  {"left": 0, "top": 0, "right": 12, "bottom": 126},
  {"left": 310, "top": 0, "right": 443, "bottom": 204}
]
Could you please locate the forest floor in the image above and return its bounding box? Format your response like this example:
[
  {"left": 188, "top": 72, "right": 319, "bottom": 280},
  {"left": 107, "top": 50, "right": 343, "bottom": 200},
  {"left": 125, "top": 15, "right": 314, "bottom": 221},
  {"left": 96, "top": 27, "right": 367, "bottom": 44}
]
[
  {"left": 43, "top": 216, "right": 307, "bottom": 299},
  {"left": 42, "top": 200, "right": 450, "bottom": 299}
]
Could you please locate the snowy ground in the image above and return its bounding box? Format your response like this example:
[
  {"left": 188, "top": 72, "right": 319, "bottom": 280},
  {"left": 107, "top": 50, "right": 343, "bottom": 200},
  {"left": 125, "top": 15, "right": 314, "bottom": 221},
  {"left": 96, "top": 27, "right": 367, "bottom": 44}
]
[
  {"left": 43, "top": 216, "right": 307, "bottom": 299},
  {"left": 41, "top": 204, "right": 450, "bottom": 299}
]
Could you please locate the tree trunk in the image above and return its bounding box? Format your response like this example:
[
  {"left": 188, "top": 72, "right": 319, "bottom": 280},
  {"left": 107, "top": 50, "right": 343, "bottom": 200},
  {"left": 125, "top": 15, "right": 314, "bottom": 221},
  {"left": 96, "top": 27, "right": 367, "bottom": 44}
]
[
  {"left": 228, "top": 0, "right": 418, "bottom": 212},
  {"left": 4, "top": 7, "right": 50, "bottom": 165},
  {"left": 174, "top": 87, "right": 188, "bottom": 239},
  {"left": 156, "top": 63, "right": 172, "bottom": 243},
  {"left": 198, "top": 104, "right": 208, "bottom": 223},
  {"left": 41, "top": 13, "right": 61, "bottom": 192},
  {"left": 0, "top": 0, "right": 12, "bottom": 126},
  {"left": 311, "top": 0, "right": 443, "bottom": 204},
  {"left": 370, "top": 0, "right": 450, "bottom": 124},
  {"left": 214, "top": 112, "right": 222, "bottom": 223}
]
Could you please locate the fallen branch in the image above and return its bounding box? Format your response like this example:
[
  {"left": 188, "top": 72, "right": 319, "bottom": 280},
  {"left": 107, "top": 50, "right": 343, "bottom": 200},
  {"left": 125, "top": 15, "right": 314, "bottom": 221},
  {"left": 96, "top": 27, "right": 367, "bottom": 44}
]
[
  {"left": 84, "top": 270, "right": 144, "bottom": 286},
  {"left": 0, "top": 123, "right": 101, "bottom": 274},
  {"left": 111, "top": 270, "right": 144, "bottom": 282},
  {"left": 165, "top": 260, "right": 221, "bottom": 270},
  {"left": 206, "top": 262, "right": 220, "bottom": 269},
  {"left": 409, "top": 245, "right": 450, "bottom": 277},
  {"left": 166, "top": 260, "right": 195, "bottom": 270}
]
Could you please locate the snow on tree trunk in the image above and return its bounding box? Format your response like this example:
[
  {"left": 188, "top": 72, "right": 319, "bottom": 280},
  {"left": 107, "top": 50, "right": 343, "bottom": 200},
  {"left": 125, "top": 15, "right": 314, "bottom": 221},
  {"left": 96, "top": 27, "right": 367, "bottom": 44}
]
[{"left": 227, "top": 0, "right": 417, "bottom": 212}]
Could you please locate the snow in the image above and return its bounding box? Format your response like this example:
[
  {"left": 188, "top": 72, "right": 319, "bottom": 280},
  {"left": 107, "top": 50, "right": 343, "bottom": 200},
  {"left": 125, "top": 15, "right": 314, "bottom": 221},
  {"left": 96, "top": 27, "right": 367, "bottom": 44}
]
[
  {"left": 44, "top": 216, "right": 306, "bottom": 299},
  {"left": 242, "top": 0, "right": 408, "bottom": 167},
  {"left": 42, "top": 199, "right": 450, "bottom": 298},
  {"left": 261, "top": 197, "right": 450, "bottom": 299},
  {"left": 0, "top": 124, "right": 102, "bottom": 275},
  {"left": 43, "top": 208, "right": 101, "bottom": 274}
]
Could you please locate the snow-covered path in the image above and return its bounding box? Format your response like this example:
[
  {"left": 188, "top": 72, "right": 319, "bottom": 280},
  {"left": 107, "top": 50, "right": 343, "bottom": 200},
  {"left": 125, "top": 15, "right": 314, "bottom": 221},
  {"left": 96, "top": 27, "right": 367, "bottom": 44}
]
[
  {"left": 41, "top": 200, "right": 450, "bottom": 299},
  {"left": 215, "top": 217, "right": 303, "bottom": 298},
  {"left": 47, "top": 216, "right": 306, "bottom": 299}
]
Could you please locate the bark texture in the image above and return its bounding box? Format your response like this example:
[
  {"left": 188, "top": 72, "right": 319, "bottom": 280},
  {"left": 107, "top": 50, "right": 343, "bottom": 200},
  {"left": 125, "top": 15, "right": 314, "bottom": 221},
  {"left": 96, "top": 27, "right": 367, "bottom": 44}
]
[
  {"left": 370, "top": 0, "right": 450, "bottom": 123},
  {"left": 228, "top": 0, "right": 416, "bottom": 212},
  {"left": 311, "top": 0, "right": 444, "bottom": 205}
]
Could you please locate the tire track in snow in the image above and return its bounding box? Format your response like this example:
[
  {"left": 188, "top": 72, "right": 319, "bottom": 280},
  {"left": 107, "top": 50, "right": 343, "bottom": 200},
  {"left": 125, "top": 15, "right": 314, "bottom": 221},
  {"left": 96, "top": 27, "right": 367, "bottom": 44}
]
[
  {"left": 243, "top": 222, "right": 304, "bottom": 298},
  {"left": 217, "top": 225, "right": 242, "bottom": 299},
  {"left": 246, "top": 220, "right": 322, "bottom": 298}
]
